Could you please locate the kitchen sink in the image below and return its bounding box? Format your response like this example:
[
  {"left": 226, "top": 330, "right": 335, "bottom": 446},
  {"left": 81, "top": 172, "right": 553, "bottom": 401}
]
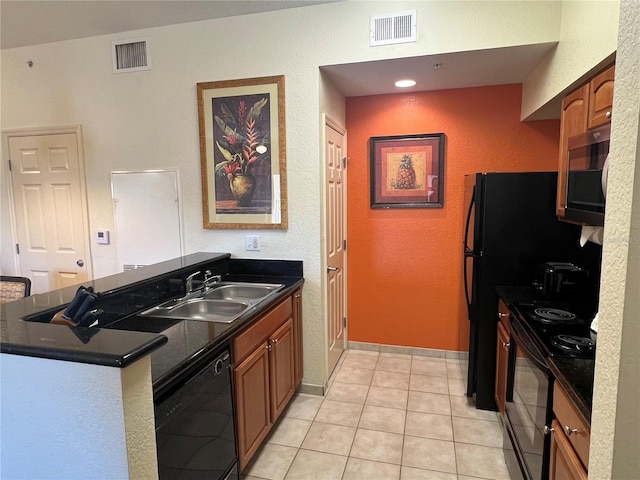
[
  {"left": 139, "top": 282, "right": 283, "bottom": 323},
  {"left": 203, "top": 283, "right": 282, "bottom": 302},
  {"left": 163, "top": 299, "right": 249, "bottom": 323}
]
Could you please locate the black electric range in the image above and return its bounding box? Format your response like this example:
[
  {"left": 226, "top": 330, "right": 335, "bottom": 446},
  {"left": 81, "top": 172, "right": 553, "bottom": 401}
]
[
  {"left": 515, "top": 304, "right": 596, "bottom": 359},
  {"left": 497, "top": 287, "right": 598, "bottom": 480}
]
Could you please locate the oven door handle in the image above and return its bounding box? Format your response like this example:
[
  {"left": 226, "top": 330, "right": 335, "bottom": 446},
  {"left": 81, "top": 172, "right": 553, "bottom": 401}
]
[{"left": 509, "top": 317, "right": 549, "bottom": 373}]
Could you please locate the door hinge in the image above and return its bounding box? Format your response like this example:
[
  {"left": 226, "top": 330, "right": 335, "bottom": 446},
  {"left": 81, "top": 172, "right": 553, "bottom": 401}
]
[
  {"left": 342, "top": 157, "right": 347, "bottom": 169},
  {"left": 16, "top": 243, "right": 20, "bottom": 254},
  {"left": 8, "top": 159, "right": 12, "bottom": 172},
  {"left": 343, "top": 317, "right": 347, "bottom": 328},
  {"left": 343, "top": 239, "right": 347, "bottom": 250}
]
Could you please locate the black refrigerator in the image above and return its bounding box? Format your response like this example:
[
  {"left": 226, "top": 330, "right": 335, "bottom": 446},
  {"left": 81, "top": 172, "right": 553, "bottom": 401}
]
[{"left": 463, "top": 171, "right": 601, "bottom": 411}]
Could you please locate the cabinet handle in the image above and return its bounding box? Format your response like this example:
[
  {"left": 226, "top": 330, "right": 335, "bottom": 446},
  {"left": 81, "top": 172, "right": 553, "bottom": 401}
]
[
  {"left": 498, "top": 312, "right": 508, "bottom": 318},
  {"left": 295, "top": 294, "right": 301, "bottom": 299},
  {"left": 544, "top": 425, "right": 555, "bottom": 435},
  {"left": 266, "top": 344, "right": 272, "bottom": 351},
  {"left": 272, "top": 338, "right": 278, "bottom": 344},
  {"left": 564, "top": 425, "right": 578, "bottom": 436},
  {"left": 606, "top": 111, "right": 612, "bottom": 119},
  {"left": 502, "top": 342, "right": 510, "bottom": 348}
]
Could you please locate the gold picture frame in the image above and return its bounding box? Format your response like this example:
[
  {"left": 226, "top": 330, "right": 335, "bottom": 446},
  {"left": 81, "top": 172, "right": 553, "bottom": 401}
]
[{"left": 197, "top": 75, "right": 287, "bottom": 229}]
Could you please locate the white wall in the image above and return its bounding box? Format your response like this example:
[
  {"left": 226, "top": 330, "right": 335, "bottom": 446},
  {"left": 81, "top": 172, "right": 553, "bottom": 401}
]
[
  {"left": 0, "top": 0, "right": 573, "bottom": 389},
  {"left": 0, "top": 354, "right": 156, "bottom": 479},
  {"left": 521, "top": 0, "right": 620, "bottom": 120},
  {"left": 590, "top": 1, "right": 640, "bottom": 476}
]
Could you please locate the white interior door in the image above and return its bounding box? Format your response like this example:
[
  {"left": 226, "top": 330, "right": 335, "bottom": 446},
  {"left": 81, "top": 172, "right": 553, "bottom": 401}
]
[
  {"left": 8, "top": 131, "right": 91, "bottom": 294},
  {"left": 325, "top": 120, "right": 347, "bottom": 375}
]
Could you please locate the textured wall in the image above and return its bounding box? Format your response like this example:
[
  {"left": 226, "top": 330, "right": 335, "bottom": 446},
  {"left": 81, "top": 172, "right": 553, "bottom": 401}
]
[
  {"left": 590, "top": 0, "right": 640, "bottom": 476},
  {"left": 0, "top": 355, "right": 131, "bottom": 478},
  {"left": 122, "top": 356, "right": 158, "bottom": 478},
  {"left": 346, "top": 84, "right": 560, "bottom": 351},
  {"left": 521, "top": 0, "right": 620, "bottom": 120}
]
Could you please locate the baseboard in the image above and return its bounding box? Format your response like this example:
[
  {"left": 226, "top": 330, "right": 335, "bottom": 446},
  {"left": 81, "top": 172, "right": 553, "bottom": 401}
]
[
  {"left": 348, "top": 341, "right": 469, "bottom": 360},
  {"left": 297, "top": 383, "right": 325, "bottom": 396}
]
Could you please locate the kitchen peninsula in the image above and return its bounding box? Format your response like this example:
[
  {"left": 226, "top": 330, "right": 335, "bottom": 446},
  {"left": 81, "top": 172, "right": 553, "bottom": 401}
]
[{"left": 0, "top": 252, "right": 303, "bottom": 479}]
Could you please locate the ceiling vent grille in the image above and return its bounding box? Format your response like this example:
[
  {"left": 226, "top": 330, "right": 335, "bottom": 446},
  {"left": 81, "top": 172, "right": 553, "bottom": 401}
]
[
  {"left": 123, "top": 264, "right": 147, "bottom": 271},
  {"left": 370, "top": 10, "right": 417, "bottom": 46},
  {"left": 112, "top": 38, "right": 151, "bottom": 73}
]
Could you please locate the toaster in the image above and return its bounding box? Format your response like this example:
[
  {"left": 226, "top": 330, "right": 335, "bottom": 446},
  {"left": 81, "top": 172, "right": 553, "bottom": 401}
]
[{"left": 536, "top": 262, "right": 589, "bottom": 297}]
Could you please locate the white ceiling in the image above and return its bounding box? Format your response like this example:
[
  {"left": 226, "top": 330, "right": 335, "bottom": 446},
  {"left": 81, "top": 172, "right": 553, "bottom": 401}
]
[
  {"left": 0, "top": 1, "right": 560, "bottom": 116},
  {"left": 0, "top": 0, "right": 336, "bottom": 49},
  {"left": 321, "top": 43, "right": 556, "bottom": 97}
]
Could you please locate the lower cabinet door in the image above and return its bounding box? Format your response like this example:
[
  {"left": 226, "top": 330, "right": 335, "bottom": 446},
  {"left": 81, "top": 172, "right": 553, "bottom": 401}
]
[
  {"left": 234, "top": 343, "right": 271, "bottom": 471},
  {"left": 549, "top": 419, "right": 588, "bottom": 480},
  {"left": 269, "top": 317, "right": 295, "bottom": 420}
]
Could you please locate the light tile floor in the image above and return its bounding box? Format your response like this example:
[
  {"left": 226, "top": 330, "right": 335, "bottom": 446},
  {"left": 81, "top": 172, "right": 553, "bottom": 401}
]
[{"left": 242, "top": 349, "right": 514, "bottom": 480}]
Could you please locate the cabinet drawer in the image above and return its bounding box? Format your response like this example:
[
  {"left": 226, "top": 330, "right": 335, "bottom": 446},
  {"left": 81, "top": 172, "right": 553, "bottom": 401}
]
[
  {"left": 553, "top": 382, "right": 590, "bottom": 468},
  {"left": 234, "top": 297, "right": 292, "bottom": 363}
]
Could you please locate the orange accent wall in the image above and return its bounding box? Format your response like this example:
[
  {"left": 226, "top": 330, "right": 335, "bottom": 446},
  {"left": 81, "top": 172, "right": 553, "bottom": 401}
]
[{"left": 346, "top": 84, "right": 560, "bottom": 352}]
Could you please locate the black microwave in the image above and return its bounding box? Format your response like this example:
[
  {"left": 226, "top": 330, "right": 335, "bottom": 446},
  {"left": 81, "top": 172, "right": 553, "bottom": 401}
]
[{"left": 564, "top": 123, "right": 610, "bottom": 226}]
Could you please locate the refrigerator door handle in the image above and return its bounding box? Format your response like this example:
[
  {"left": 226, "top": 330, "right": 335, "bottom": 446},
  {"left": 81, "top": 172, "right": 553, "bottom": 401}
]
[
  {"left": 463, "top": 186, "right": 476, "bottom": 255},
  {"left": 463, "top": 189, "right": 477, "bottom": 317}
]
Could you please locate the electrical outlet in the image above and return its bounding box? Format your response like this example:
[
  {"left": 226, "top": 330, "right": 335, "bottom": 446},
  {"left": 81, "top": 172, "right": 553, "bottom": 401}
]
[{"left": 245, "top": 235, "right": 260, "bottom": 251}]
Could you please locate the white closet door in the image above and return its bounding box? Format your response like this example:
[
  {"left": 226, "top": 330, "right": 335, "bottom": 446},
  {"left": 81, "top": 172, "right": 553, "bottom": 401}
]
[{"left": 111, "top": 171, "right": 182, "bottom": 271}]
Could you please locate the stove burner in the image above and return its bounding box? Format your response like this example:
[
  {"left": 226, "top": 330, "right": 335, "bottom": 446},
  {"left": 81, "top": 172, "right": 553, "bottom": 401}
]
[
  {"left": 531, "top": 307, "right": 578, "bottom": 324},
  {"left": 550, "top": 334, "right": 595, "bottom": 356}
]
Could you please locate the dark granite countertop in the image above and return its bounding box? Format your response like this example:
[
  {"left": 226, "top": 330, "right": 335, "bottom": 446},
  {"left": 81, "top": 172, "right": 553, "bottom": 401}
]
[
  {"left": 1, "top": 253, "right": 303, "bottom": 387},
  {"left": 548, "top": 357, "right": 594, "bottom": 425},
  {"left": 105, "top": 270, "right": 304, "bottom": 396},
  {"left": 496, "top": 285, "right": 596, "bottom": 426}
]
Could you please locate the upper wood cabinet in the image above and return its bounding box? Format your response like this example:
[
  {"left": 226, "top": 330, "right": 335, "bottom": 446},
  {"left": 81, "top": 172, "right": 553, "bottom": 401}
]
[
  {"left": 557, "top": 64, "right": 615, "bottom": 220},
  {"left": 588, "top": 66, "right": 615, "bottom": 129}
]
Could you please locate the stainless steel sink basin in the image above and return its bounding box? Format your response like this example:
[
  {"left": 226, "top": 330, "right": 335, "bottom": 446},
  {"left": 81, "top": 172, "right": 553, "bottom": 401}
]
[
  {"left": 166, "top": 299, "right": 249, "bottom": 323},
  {"left": 203, "top": 283, "right": 282, "bottom": 302},
  {"left": 139, "top": 282, "right": 283, "bottom": 323}
]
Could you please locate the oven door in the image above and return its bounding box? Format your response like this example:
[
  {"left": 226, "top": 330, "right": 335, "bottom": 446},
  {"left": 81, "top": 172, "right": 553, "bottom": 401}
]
[{"left": 505, "top": 318, "right": 553, "bottom": 480}]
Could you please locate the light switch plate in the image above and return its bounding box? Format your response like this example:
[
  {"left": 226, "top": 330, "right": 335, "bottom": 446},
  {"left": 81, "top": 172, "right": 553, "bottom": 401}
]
[
  {"left": 96, "top": 230, "right": 110, "bottom": 245},
  {"left": 245, "top": 235, "right": 260, "bottom": 251}
]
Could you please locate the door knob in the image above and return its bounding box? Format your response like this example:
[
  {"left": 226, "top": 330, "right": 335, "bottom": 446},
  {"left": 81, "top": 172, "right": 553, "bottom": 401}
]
[
  {"left": 327, "top": 266, "right": 339, "bottom": 272},
  {"left": 77, "top": 259, "right": 85, "bottom": 267}
]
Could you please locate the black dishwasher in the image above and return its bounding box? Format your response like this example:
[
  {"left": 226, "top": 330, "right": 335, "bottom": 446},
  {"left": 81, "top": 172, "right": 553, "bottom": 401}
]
[{"left": 154, "top": 346, "right": 238, "bottom": 480}]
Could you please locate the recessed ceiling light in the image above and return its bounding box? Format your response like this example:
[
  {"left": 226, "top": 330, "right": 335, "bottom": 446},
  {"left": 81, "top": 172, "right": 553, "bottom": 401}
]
[{"left": 395, "top": 79, "right": 416, "bottom": 88}]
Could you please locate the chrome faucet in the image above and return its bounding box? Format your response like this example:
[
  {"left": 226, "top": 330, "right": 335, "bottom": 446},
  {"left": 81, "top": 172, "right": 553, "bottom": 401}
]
[
  {"left": 203, "top": 270, "right": 222, "bottom": 290},
  {"left": 185, "top": 271, "right": 201, "bottom": 294}
]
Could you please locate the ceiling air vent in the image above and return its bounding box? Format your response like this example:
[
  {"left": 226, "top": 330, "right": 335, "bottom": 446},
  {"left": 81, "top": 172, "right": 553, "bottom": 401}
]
[
  {"left": 123, "top": 264, "right": 147, "bottom": 271},
  {"left": 112, "top": 38, "right": 151, "bottom": 73},
  {"left": 370, "top": 10, "right": 417, "bottom": 46}
]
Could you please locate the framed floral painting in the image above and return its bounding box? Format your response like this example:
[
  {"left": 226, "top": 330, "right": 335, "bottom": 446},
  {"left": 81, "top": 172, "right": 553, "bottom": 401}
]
[
  {"left": 197, "top": 75, "right": 287, "bottom": 229},
  {"left": 369, "top": 133, "right": 445, "bottom": 208}
]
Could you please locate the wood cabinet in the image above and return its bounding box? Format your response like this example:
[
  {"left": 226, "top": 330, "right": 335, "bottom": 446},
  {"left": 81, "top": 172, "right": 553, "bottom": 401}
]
[
  {"left": 495, "top": 300, "right": 511, "bottom": 415},
  {"left": 588, "top": 66, "right": 615, "bottom": 129},
  {"left": 233, "top": 292, "right": 302, "bottom": 471},
  {"left": 557, "top": 64, "right": 614, "bottom": 219},
  {"left": 292, "top": 288, "right": 303, "bottom": 387},
  {"left": 549, "top": 382, "right": 590, "bottom": 480}
]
